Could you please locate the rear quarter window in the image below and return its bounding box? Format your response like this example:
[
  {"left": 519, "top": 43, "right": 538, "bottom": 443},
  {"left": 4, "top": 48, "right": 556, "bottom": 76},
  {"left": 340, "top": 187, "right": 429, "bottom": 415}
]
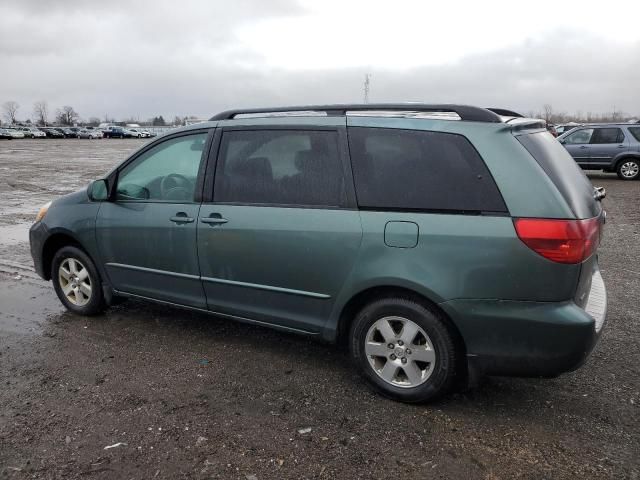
[
  {"left": 628, "top": 127, "right": 640, "bottom": 141},
  {"left": 516, "top": 132, "right": 600, "bottom": 219},
  {"left": 347, "top": 127, "right": 506, "bottom": 213}
]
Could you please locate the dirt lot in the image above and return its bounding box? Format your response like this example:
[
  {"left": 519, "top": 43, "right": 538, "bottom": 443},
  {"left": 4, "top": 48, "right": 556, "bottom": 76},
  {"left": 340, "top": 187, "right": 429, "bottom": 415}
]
[{"left": 0, "top": 139, "right": 638, "bottom": 479}]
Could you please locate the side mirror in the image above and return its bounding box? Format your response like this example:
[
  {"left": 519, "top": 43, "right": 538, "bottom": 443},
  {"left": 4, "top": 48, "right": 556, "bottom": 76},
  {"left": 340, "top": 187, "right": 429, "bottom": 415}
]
[
  {"left": 558, "top": 139, "right": 565, "bottom": 145},
  {"left": 88, "top": 179, "right": 109, "bottom": 201}
]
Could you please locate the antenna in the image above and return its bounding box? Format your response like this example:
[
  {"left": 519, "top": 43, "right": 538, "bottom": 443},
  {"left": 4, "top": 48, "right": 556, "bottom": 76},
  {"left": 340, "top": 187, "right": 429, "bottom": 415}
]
[{"left": 363, "top": 73, "right": 371, "bottom": 104}]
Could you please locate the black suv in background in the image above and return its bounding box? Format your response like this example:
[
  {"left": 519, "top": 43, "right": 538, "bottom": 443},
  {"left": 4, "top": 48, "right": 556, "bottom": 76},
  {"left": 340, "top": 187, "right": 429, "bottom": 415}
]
[
  {"left": 558, "top": 124, "right": 640, "bottom": 180},
  {"left": 103, "top": 126, "right": 132, "bottom": 139},
  {"left": 54, "top": 128, "right": 76, "bottom": 138},
  {"left": 42, "top": 128, "right": 64, "bottom": 138}
]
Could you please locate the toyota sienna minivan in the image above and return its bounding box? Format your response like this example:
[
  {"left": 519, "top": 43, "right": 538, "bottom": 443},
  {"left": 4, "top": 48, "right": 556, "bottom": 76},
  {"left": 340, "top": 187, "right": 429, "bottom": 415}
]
[{"left": 30, "top": 104, "right": 607, "bottom": 403}]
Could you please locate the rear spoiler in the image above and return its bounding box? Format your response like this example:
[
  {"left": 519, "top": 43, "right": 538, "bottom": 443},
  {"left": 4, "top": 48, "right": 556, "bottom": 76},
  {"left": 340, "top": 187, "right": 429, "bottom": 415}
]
[
  {"left": 486, "top": 108, "right": 524, "bottom": 118},
  {"left": 500, "top": 117, "right": 547, "bottom": 132}
]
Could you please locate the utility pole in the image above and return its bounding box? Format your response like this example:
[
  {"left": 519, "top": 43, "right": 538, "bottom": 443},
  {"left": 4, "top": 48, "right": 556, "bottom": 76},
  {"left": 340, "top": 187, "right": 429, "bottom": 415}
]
[{"left": 363, "top": 73, "right": 371, "bottom": 104}]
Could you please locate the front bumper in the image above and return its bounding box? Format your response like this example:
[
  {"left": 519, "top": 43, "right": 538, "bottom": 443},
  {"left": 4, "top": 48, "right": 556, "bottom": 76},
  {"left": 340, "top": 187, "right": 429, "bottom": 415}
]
[
  {"left": 29, "top": 221, "right": 49, "bottom": 279},
  {"left": 440, "top": 266, "right": 607, "bottom": 378}
]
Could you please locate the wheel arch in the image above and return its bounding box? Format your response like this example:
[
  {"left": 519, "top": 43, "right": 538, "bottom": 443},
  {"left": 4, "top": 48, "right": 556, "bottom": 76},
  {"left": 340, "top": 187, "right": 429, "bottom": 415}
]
[
  {"left": 41, "top": 230, "right": 87, "bottom": 280},
  {"left": 614, "top": 153, "right": 640, "bottom": 169},
  {"left": 333, "top": 285, "right": 467, "bottom": 357}
]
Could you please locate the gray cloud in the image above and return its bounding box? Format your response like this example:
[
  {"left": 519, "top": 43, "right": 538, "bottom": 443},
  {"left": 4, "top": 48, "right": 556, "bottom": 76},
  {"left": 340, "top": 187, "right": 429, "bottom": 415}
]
[{"left": 0, "top": 2, "right": 638, "bottom": 122}]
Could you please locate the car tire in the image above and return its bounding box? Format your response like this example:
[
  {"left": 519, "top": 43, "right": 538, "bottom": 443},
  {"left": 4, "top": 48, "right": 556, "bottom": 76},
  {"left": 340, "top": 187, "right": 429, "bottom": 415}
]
[
  {"left": 51, "top": 246, "right": 106, "bottom": 316},
  {"left": 350, "top": 297, "right": 458, "bottom": 403},
  {"left": 616, "top": 158, "right": 640, "bottom": 180}
]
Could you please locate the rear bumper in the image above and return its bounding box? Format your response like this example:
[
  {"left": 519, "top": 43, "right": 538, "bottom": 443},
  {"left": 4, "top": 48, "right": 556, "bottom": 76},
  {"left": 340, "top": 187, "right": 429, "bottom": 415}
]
[{"left": 440, "top": 266, "right": 607, "bottom": 378}]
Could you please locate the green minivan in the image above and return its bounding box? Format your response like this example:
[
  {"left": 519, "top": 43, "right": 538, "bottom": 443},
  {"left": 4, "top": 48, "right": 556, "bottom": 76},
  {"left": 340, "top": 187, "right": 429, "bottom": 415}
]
[{"left": 30, "top": 104, "right": 607, "bottom": 402}]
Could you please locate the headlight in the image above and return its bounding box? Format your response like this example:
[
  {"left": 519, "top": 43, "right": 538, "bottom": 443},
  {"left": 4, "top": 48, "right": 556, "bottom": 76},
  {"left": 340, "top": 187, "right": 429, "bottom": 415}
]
[{"left": 35, "top": 201, "right": 52, "bottom": 222}]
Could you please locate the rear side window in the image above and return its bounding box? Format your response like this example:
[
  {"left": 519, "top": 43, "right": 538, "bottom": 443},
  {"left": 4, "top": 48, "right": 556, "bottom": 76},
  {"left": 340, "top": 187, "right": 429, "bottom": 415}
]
[
  {"left": 347, "top": 127, "right": 506, "bottom": 213},
  {"left": 627, "top": 127, "right": 640, "bottom": 141},
  {"left": 591, "top": 128, "right": 623, "bottom": 144},
  {"left": 517, "top": 132, "right": 599, "bottom": 219},
  {"left": 214, "top": 130, "right": 346, "bottom": 207}
]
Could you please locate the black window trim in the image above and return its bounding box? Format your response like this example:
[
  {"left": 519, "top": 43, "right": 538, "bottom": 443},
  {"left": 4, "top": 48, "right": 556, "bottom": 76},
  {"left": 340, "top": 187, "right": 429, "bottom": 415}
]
[
  {"left": 345, "top": 125, "right": 509, "bottom": 216},
  {"left": 202, "top": 125, "right": 357, "bottom": 210},
  {"left": 107, "top": 128, "right": 214, "bottom": 204}
]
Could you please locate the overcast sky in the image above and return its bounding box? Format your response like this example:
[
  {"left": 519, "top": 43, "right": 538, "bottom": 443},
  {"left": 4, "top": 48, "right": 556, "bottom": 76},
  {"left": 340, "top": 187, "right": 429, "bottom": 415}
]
[{"left": 1, "top": 0, "right": 639, "bottom": 121}]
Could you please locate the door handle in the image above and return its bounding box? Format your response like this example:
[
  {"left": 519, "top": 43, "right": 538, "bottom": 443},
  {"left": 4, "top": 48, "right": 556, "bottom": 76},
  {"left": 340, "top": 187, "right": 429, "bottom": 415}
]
[
  {"left": 170, "top": 212, "right": 194, "bottom": 224},
  {"left": 579, "top": 145, "right": 588, "bottom": 149},
  {"left": 617, "top": 145, "right": 625, "bottom": 148},
  {"left": 201, "top": 214, "right": 228, "bottom": 225}
]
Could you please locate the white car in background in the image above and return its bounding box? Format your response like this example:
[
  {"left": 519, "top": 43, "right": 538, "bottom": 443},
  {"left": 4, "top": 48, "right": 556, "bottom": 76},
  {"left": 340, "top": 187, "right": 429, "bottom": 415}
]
[
  {"left": 77, "top": 129, "right": 103, "bottom": 139},
  {"left": 127, "top": 128, "right": 150, "bottom": 138},
  {"left": 20, "top": 127, "right": 46, "bottom": 138},
  {"left": 7, "top": 128, "right": 25, "bottom": 138}
]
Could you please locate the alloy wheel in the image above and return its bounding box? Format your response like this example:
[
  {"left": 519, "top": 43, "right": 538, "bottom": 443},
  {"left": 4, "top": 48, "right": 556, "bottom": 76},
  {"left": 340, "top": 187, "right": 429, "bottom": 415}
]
[
  {"left": 620, "top": 161, "right": 639, "bottom": 179},
  {"left": 365, "top": 316, "right": 436, "bottom": 388},
  {"left": 58, "top": 258, "right": 92, "bottom": 306}
]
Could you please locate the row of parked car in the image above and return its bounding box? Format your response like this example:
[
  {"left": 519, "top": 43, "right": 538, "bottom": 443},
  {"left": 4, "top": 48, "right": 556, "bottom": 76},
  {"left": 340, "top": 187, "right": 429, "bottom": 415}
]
[
  {"left": 551, "top": 122, "right": 640, "bottom": 180},
  {"left": 0, "top": 125, "right": 156, "bottom": 140}
]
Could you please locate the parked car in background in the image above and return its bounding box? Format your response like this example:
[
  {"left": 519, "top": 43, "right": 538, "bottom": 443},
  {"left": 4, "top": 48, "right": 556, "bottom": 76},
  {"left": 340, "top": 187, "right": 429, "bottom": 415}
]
[
  {"left": 0, "top": 128, "right": 13, "bottom": 139},
  {"left": 103, "top": 126, "right": 132, "bottom": 138},
  {"left": 6, "top": 128, "right": 25, "bottom": 138},
  {"left": 53, "top": 127, "right": 75, "bottom": 138},
  {"left": 127, "top": 128, "right": 151, "bottom": 138},
  {"left": 42, "top": 128, "right": 65, "bottom": 138},
  {"left": 30, "top": 104, "right": 608, "bottom": 403},
  {"left": 20, "top": 127, "right": 47, "bottom": 138},
  {"left": 558, "top": 123, "right": 640, "bottom": 180},
  {"left": 77, "top": 129, "right": 103, "bottom": 139}
]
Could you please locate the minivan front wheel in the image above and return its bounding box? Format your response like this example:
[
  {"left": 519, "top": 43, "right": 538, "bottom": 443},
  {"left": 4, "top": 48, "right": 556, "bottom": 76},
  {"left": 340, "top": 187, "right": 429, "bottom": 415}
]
[
  {"left": 52, "top": 246, "right": 105, "bottom": 315},
  {"left": 350, "top": 298, "right": 457, "bottom": 403},
  {"left": 617, "top": 159, "right": 640, "bottom": 180}
]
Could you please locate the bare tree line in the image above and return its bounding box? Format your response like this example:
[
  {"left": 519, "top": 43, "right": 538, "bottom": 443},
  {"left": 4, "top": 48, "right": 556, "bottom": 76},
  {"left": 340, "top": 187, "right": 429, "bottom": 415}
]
[
  {"left": 5, "top": 98, "right": 637, "bottom": 128},
  {"left": 1, "top": 100, "right": 80, "bottom": 126},
  {"left": 531, "top": 104, "right": 637, "bottom": 125},
  {"left": 1, "top": 99, "right": 196, "bottom": 127}
]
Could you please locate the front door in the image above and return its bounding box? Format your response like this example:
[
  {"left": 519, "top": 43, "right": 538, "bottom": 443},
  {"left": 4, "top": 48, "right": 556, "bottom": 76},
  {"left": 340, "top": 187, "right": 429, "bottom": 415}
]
[
  {"left": 197, "top": 127, "right": 362, "bottom": 333},
  {"left": 96, "top": 131, "right": 210, "bottom": 308},
  {"left": 561, "top": 128, "right": 594, "bottom": 167}
]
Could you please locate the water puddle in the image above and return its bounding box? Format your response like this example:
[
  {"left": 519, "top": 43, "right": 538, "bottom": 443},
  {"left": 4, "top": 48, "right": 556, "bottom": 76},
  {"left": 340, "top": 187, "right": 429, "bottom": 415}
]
[
  {"left": 0, "top": 275, "right": 62, "bottom": 335},
  {"left": 0, "top": 222, "right": 31, "bottom": 246}
]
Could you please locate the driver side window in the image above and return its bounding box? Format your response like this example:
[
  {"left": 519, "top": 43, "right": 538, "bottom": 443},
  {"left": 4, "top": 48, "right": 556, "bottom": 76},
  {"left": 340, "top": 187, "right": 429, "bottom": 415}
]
[
  {"left": 116, "top": 132, "right": 207, "bottom": 202},
  {"left": 564, "top": 128, "right": 594, "bottom": 145}
]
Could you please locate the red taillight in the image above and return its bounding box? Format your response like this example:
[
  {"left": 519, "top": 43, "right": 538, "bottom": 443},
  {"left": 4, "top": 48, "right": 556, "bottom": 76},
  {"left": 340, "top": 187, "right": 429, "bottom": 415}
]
[{"left": 513, "top": 217, "right": 601, "bottom": 264}]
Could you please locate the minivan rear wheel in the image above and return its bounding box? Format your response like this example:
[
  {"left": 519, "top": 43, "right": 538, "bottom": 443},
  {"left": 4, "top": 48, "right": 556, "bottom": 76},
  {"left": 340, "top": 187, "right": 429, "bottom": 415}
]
[
  {"left": 617, "top": 159, "right": 640, "bottom": 180},
  {"left": 51, "top": 246, "right": 106, "bottom": 316},
  {"left": 350, "top": 298, "right": 457, "bottom": 403}
]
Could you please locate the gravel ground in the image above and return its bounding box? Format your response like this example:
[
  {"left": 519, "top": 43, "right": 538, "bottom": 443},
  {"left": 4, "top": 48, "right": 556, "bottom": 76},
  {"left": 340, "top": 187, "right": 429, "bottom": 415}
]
[{"left": 0, "top": 139, "right": 638, "bottom": 479}]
